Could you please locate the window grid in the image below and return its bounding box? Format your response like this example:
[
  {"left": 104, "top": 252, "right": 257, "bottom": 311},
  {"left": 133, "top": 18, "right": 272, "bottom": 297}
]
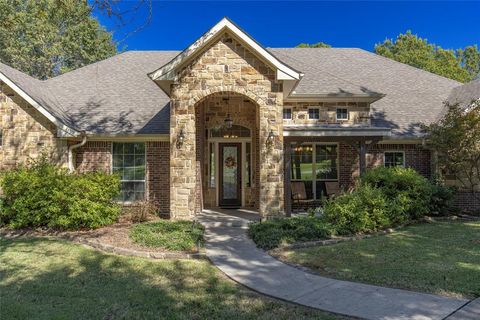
[
  {"left": 112, "top": 142, "right": 146, "bottom": 202},
  {"left": 308, "top": 108, "right": 320, "bottom": 120},
  {"left": 290, "top": 144, "right": 338, "bottom": 200},
  {"left": 336, "top": 108, "right": 348, "bottom": 121},
  {"left": 384, "top": 151, "right": 405, "bottom": 168},
  {"left": 283, "top": 108, "right": 292, "bottom": 120}
]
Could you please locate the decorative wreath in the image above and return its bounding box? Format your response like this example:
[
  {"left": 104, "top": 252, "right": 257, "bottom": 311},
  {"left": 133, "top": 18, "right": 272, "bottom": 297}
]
[{"left": 224, "top": 156, "right": 237, "bottom": 168}]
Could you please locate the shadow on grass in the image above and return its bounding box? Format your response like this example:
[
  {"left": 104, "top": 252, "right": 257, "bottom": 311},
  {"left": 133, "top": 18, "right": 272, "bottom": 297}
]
[{"left": 0, "top": 237, "right": 337, "bottom": 320}]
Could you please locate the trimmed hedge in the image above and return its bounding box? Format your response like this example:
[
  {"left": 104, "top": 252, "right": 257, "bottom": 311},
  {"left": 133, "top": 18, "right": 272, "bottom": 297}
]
[
  {"left": 0, "top": 157, "right": 121, "bottom": 229},
  {"left": 248, "top": 217, "right": 334, "bottom": 250}
]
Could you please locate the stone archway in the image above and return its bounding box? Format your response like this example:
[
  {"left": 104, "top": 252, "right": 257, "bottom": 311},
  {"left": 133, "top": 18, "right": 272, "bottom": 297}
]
[{"left": 168, "top": 32, "right": 285, "bottom": 219}]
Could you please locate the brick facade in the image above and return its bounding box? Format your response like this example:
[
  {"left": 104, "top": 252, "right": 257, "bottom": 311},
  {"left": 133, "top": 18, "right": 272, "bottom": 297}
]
[
  {"left": 454, "top": 191, "right": 480, "bottom": 213},
  {"left": 74, "top": 141, "right": 112, "bottom": 173},
  {"left": 146, "top": 141, "right": 170, "bottom": 215}
]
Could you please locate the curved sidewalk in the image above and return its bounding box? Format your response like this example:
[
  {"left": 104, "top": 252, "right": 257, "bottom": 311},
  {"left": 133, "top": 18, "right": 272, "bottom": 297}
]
[{"left": 198, "top": 210, "right": 469, "bottom": 320}]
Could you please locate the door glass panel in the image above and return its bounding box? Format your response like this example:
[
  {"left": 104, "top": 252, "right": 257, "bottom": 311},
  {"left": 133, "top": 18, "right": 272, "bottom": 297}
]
[{"left": 222, "top": 146, "right": 238, "bottom": 200}]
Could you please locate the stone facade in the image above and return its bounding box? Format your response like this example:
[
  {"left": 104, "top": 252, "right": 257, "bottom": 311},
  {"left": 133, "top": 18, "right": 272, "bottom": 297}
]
[
  {"left": 283, "top": 101, "right": 370, "bottom": 126},
  {"left": 169, "top": 32, "right": 284, "bottom": 219},
  {"left": 0, "top": 82, "right": 68, "bottom": 169}
]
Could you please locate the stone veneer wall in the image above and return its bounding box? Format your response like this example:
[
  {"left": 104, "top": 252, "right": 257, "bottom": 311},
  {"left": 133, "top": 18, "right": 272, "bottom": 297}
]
[
  {"left": 169, "top": 32, "right": 284, "bottom": 219},
  {"left": 0, "top": 82, "right": 68, "bottom": 169},
  {"left": 283, "top": 101, "right": 370, "bottom": 126}
]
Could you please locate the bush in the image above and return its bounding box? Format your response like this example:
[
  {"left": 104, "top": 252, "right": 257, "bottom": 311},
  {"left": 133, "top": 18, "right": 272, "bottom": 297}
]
[
  {"left": 129, "top": 220, "right": 204, "bottom": 251},
  {"left": 248, "top": 217, "right": 334, "bottom": 250},
  {"left": 323, "top": 185, "right": 391, "bottom": 235},
  {"left": 0, "top": 156, "right": 121, "bottom": 229},
  {"left": 429, "top": 182, "right": 456, "bottom": 215},
  {"left": 360, "top": 167, "right": 433, "bottom": 221}
]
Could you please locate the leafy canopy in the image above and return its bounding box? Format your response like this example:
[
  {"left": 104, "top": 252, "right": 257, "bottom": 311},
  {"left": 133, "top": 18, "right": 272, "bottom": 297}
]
[
  {"left": 375, "top": 31, "right": 479, "bottom": 83},
  {"left": 0, "top": 0, "right": 117, "bottom": 79},
  {"left": 423, "top": 100, "right": 480, "bottom": 197},
  {"left": 296, "top": 42, "right": 331, "bottom": 48}
]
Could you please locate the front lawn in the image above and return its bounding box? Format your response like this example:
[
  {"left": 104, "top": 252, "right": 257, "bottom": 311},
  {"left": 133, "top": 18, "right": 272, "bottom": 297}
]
[
  {"left": 129, "top": 220, "right": 204, "bottom": 252},
  {"left": 273, "top": 221, "right": 480, "bottom": 299},
  {"left": 0, "top": 237, "right": 345, "bottom": 320}
]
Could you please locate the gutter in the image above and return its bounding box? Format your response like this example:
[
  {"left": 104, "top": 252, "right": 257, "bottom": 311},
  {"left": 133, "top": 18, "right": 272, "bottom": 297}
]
[{"left": 68, "top": 132, "right": 87, "bottom": 172}]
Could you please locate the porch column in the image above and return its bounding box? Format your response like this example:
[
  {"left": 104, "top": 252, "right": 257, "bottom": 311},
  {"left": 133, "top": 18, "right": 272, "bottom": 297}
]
[{"left": 285, "top": 142, "right": 292, "bottom": 216}]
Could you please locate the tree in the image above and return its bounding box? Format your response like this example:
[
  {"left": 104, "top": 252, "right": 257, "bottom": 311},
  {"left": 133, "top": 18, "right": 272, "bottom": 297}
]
[
  {"left": 423, "top": 100, "right": 480, "bottom": 202},
  {"left": 458, "top": 45, "right": 480, "bottom": 80},
  {"left": 375, "top": 31, "right": 472, "bottom": 83},
  {"left": 296, "top": 42, "right": 331, "bottom": 48},
  {"left": 0, "top": 0, "right": 117, "bottom": 79}
]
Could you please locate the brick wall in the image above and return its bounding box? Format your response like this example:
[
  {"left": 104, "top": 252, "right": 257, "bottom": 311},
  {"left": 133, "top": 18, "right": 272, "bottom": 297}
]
[
  {"left": 338, "top": 142, "right": 432, "bottom": 188},
  {"left": 146, "top": 141, "right": 170, "bottom": 215},
  {"left": 74, "top": 141, "right": 112, "bottom": 173},
  {"left": 454, "top": 191, "right": 480, "bottom": 213}
]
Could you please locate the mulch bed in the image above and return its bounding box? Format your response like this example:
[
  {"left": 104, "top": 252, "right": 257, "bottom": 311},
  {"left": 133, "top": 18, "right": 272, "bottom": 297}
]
[{"left": 0, "top": 215, "right": 206, "bottom": 260}]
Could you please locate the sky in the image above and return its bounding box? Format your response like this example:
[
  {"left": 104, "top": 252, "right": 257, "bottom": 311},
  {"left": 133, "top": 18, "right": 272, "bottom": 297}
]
[{"left": 96, "top": 1, "right": 480, "bottom": 52}]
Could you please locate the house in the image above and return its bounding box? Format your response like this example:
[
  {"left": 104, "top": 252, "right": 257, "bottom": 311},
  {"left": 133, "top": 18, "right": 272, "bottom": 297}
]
[{"left": 0, "top": 18, "right": 475, "bottom": 218}]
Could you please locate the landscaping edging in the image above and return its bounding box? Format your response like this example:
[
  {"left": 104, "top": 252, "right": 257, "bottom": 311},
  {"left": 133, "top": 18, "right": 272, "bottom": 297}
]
[{"left": 0, "top": 229, "right": 207, "bottom": 260}]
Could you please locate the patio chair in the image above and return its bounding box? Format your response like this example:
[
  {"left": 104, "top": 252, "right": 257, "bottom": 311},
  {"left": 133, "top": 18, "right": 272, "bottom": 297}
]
[
  {"left": 291, "top": 181, "right": 315, "bottom": 212},
  {"left": 325, "top": 181, "right": 341, "bottom": 198}
]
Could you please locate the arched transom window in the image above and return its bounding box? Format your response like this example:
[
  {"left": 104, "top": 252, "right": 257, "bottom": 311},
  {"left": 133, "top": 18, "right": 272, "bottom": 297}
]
[{"left": 209, "top": 125, "right": 251, "bottom": 139}]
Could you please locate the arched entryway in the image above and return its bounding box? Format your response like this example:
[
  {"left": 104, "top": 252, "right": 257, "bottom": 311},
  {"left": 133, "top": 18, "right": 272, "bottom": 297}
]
[{"left": 194, "top": 92, "right": 260, "bottom": 212}]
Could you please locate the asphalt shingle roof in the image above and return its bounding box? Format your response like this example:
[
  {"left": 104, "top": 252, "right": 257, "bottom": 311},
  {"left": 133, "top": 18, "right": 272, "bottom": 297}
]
[
  {"left": 447, "top": 79, "right": 480, "bottom": 109},
  {"left": 0, "top": 48, "right": 461, "bottom": 137}
]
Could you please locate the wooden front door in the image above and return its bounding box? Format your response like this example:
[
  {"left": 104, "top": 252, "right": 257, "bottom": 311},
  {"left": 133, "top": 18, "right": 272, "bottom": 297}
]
[{"left": 219, "top": 143, "right": 242, "bottom": 207}]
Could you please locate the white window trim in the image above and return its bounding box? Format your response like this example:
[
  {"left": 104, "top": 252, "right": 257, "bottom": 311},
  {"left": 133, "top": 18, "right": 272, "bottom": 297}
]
[
  {"left": 308, "top": 107, "right": 320, "bottom": 120},
  {"left": 383, "top": 151, "right": 405, "bottom": 168},
  {"left": 336, "top": 108, "right": 349, "bottom": 121},
  {"left": 290, "top": 143, "right": 339, "bottom": 200},
  {"left": 111, "top": 142, "right": 147, "bottom": 203}
]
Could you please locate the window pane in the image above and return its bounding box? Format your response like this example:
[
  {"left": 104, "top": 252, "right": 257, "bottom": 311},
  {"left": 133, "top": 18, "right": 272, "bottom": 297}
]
[
  {"left": 209, "top": 143, "right": 215, "bottom": 188},
  {"left": 283, "top": 108, "right": 292, "bottom": 120},
  {"left": 385, "top": 152, "right": 404, "bottom": 167},
  {"left": 291, "top": 145, "right": 313, "bottom": 180},
  {"left": 336, "top": 108, "right": 348, "bottom": 120},
  {"left": 316, "top": 145, "right": 338, "bottom": 180},
  {"left": 113, "top": 142, "right": 123, "bottom": 154},
  {"left": 134, "top": 142, "right": 145, "bottom": 154},
  {"left": 123, "top": 167, "right": 135, "bottom": 180},
  {"left": 113, "top": 154, "right": 123, "bottom": 167},
  {"left": 124, "top": 155, "right": 135, "bottom": 167},
  {"left": 124, "top": 143, "right": 135, "bottom": 154},
  {"left": 308, "top": 109, "right": 319, "bottom": 120},
  {"left": 246, "top": 143, "right": 251, "bottom": 187}
]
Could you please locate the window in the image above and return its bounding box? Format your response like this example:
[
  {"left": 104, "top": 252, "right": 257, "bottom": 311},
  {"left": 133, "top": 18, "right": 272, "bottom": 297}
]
[
  {"left": 308, "top": 108, "right": 320, "bottom": 120},
  {"left": 384, "top": 151, "right": 405, "bottom": 168},
  {"left": 209, "top": 125, "right": 250, "bottom": 138},
  {"left": 283, "top": 108, "right": 292, "bottom": 120},
  {"left": 209, "top": 143, "right": 216, "bottom": 188},
  {"left": 246, "top": 142, "right": 252, "bottom": 187},
  {"left": 290, "top": 144, "right": 338, "bottom": 200},
  {"left": 112, "top": 142, "right": 146, "bottom": 202},
  {"left": 336, "top": 108, "right": 348, "bottom": 121}
]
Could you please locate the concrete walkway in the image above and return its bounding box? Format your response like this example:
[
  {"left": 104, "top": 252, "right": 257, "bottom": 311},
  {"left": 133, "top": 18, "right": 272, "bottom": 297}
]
[{"left": 198, "top": 209, "right": 470, "bottom": 320}]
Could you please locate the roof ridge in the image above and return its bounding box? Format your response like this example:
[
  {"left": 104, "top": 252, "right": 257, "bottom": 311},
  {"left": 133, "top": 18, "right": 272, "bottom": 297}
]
[{"left": 353, "top": 48, "right": 462, "bottom": 85}]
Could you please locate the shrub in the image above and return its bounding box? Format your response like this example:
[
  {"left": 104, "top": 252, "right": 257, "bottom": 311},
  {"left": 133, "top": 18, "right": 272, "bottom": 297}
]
[
  {"left": 322, "top": 185, "right": 391, "bottom": 235},
  {"left": 360, "top": 167, "right": 433, "bottom": 220},
  {"left": 124, "top": 199, "right": 159, "bottom": 223},
  {"left": 0, "top": 156, "right": 121, "bottom": 229},
  {"left": 248, "top": 217, "right": 334, "bottom": 250},
  {"left": 129, "top": 220, "right": 204, "bottom": 251},
  {"left": 429, "top": 181, "right": 456, "bottom": 215}
]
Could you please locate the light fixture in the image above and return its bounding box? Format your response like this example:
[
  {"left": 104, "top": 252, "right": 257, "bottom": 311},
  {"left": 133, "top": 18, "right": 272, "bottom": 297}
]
[
  {"left": 224, "top": 113, "right": 233, "bottom": 129},
  {"left": 176, "top": 129, "right": 185, "bottom": 149},
  {"left": 266, "top": 130, "right": 275, "bottom": 148}
]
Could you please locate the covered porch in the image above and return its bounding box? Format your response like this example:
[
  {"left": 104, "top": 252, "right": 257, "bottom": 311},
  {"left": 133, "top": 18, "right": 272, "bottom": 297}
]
[{"left": 283, "top": 126, "right": 391, "bottom": 215}]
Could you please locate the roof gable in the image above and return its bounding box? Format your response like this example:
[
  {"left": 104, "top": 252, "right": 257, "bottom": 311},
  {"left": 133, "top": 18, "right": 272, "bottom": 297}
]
[{"left": 149, "top": 17, "right": 302, "bottom": 83}]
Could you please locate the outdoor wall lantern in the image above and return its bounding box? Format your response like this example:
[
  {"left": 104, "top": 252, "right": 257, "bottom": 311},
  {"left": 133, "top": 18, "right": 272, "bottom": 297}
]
[
  {"left": 266, "top": 129, "right": 275, "bottom": 148},
  {"left": 176, "top": 129, "right": 185, "bottom": 149},
  {"left": 224, "top": 113, "right": 233, "bottom": 129}
]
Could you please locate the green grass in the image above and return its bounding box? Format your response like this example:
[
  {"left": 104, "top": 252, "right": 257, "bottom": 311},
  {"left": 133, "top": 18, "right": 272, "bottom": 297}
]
[
  {"left": 0, "top": 237, "right": 346, "bottom": 320},
  {"left": 129, "top": 220, "right": 204, "bottom": 252},
  {"left": 275, "top": 221, "right": 480, "bottom": 299}
]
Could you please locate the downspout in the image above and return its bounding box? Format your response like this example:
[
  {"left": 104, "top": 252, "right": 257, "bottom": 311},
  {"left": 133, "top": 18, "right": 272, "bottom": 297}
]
[{"left": 68, "top": 132, "right": 87, "bottom": 172}]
